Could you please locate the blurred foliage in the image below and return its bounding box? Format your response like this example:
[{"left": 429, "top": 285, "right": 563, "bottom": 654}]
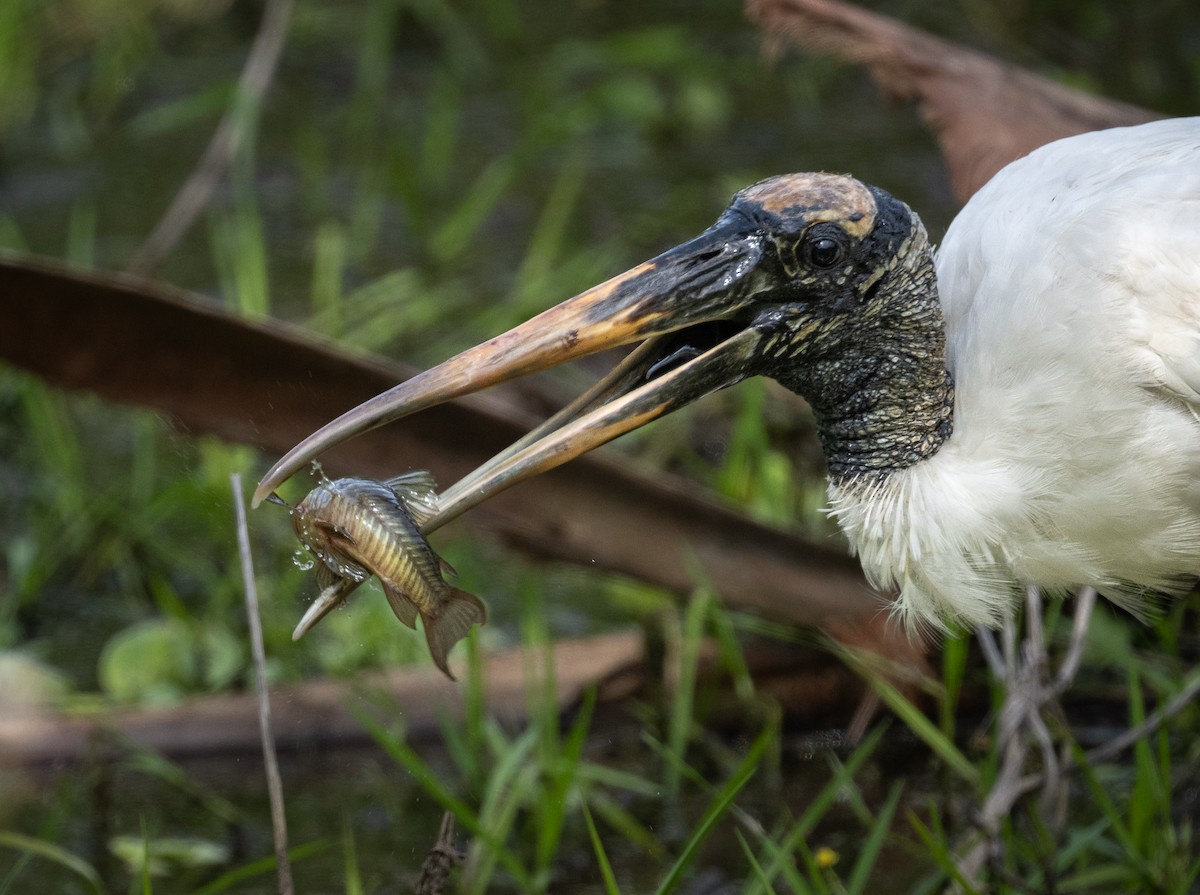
[
  {"left": 108, "top": 833, "right": 229, "bottom": 878},
  {"left": 0, "top": 0, "right": 909, "bottom": 696},
  {"left": 98, "top": 616, "right": 243, "bottom": 704},
  {"left": 931, "top": 0, "right": 1200, "bottom": 114},
  {"left": 0, "top": 0, "right": 1197, "bottom": 891}
]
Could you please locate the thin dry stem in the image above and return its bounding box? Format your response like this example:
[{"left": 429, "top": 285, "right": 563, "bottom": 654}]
[
  {"left": 416, "top": 812, "right": 463, "bottom": 895},
  {"left": 1086, "top": 666, "right": 1200, "bottom": 763},
  {"left": 126, "top": 0, "right": 295, "bottom": 275},
  {"left": 232, "top": 472, "right": 294, "bottom": 895}
]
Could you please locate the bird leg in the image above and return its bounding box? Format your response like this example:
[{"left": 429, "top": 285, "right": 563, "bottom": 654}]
[
  {"left": 975, "top": 625, "right": 1006, "bottom": 679},
  {"left": 952, "top": 586, "right": 1098, "bottom": 891},
  {"left": 1053, "top": 587, "right": 1097, "bottom": 696},
  {"left": 952, "top": 585, "right": 1200, "bottom": 892}
]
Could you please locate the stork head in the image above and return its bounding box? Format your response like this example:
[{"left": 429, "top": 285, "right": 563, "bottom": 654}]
[{"left": 254, "top": 173, "right": 949, "bottom": 523}]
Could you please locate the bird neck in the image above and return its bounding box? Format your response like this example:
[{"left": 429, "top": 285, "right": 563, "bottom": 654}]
[{"left": 776, "top": 231, "right": 955, "bottom": 482}]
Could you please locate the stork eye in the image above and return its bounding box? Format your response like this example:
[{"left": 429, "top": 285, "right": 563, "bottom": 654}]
[{"left": 805, "top": 236, "right": 843, "bottom": 269}]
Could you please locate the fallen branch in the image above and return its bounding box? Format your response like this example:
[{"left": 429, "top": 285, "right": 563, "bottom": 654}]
[{"left": 0, "top": 631, "right": 644, "bottom": 768}]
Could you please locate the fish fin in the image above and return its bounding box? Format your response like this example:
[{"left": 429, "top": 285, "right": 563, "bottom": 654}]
[
  {"left": 438, "top": 556, "right": 458, "bottom": 579},
  {"left": 316, "top": 549, "right": 369, "bottom": 585},
  {"left": 423, "top": 588, "right": 487, "bottom": 680},
  {"left": 293, "top": 578, "right": 361, "bottom": 640},
  {"left": 384, "top": 471, "right": 439, "bottom": 527},
  {"left": 384, "top": 469, "right": 438, "bottom": 494},
  {"left": 313, "top": 518, "right": 357, "bottom": 547},
  {"left": 314, "top": 559, "right": 343, "bottom": 591},
  {"left": 380, "top": 581, "right": 420, "bottom": 629}
]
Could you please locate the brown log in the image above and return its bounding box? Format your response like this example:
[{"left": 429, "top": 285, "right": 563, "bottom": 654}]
[
  {"left": 0, "top": 633, "right": 642, "bottom": 767},
  {"left": 0, "top": 255, "right": 890, "bottom": 637},
  {"left": 747, "top": 0, "right": 1161, "bottom": 202},
  {"left": 2, "top": 627, "right": 918, "bottom": 767}
]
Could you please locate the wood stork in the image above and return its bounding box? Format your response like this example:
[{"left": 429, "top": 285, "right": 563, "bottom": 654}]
[{"left": 256, "top": 117, "right": 1200, "bottom": 631}]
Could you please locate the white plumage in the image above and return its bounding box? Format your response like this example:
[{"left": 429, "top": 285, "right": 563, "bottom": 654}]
[{"left": 829, "top": 118, "right": 1200, "bottom": 628}]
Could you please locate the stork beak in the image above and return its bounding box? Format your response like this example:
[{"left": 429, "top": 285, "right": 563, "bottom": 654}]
[{"left": 253, "top": 220, "right": 776, "bottom": 528}]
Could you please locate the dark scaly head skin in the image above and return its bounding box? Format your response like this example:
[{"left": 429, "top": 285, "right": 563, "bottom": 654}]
[{"left": 724, "top": 174, "right": 954, "bottom": 481}]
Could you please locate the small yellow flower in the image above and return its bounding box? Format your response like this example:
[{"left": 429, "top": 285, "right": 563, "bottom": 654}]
[{"left": 815, "top": 846, "right": 839, "bottom": 869}]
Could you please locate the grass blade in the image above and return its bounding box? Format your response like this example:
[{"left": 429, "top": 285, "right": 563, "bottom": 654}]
[
  {"left": 430, "top": 154, "right": 517, "bottom": 262},
  {"left": 743, "top": 725, "right": 886, "bottom": 892},
  {"left": 354, "top": 708, "right": 479, "bottom": 831},
  {"left": 842, "top": 647, "right": 979, "bottom": 788},
  {"left": 584, "top": 790, "right": 665, "bottom": 859},
  {"left": 462, "top": 727, "right": 538, "bottom": 894},
  {"left": 735, "top": 829, "right": 781, "bottom": 894},
  {"left": 342, "top": 817, "right": 363, "bottom": 895},
  {"left": 906, "top": 806, "right": 977, "bottom": 894},
  {"left": 654, "top": 729, "right": 767, "bottom": 895},
  {"left": 845, "top": 780, "right": 904, "bottom": 895},
  {"left": 355, "top": 702, "right": 532, "bottom": 889},
  {"left": 190, "top": 841, "right": 328, "bottom": 895},
  {"left": 664, "top": 587, "right": 713, "bottom": 799},
  {"left": 0, "top": 832, "right": 107, "bottom": 895},
  {"left": 582, "top": 800, "right": 623, "bottom": 895}
]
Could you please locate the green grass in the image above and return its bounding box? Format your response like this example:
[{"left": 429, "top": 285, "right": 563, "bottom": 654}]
[
  {"left": 1, "top": 0, "right": 1198, "bottom": 891},
  {"left": 0, "top": 831, "right": 108, "bottom": 895}
]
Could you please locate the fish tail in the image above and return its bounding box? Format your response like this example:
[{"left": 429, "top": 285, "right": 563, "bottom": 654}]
[{"left": 423, "top": 588, "right": 487, "bottom": 679}]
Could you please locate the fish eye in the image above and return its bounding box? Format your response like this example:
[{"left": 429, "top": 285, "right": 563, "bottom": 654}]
[{"left": 805, "top": 235, "right": 843, "bottom": 269}]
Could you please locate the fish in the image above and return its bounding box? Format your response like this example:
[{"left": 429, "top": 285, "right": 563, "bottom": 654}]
[{"left": 272, "top": 467, "right": 487, "bottom": 679}]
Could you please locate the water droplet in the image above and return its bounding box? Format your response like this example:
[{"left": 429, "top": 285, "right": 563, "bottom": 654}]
[{"left": 292, "top": 549, "right": 315, "bottom": 572}]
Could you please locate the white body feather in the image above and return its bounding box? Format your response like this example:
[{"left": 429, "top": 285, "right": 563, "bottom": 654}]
[{"left": 828, "top": 118, "right": 1200, "bottom": 628}]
